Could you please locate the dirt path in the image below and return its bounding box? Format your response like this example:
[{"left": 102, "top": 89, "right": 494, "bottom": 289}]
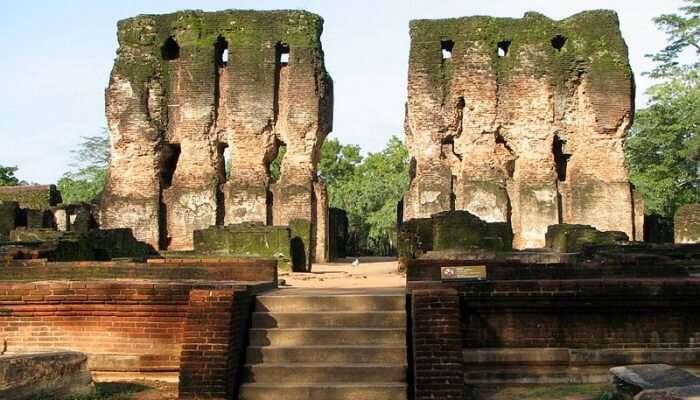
[{"left": 279, "top": 257, "right": 405, "bottom": 289}]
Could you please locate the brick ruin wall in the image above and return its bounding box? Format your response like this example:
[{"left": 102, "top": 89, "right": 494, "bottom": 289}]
[
  {"left": 411, "top": 279, "right": 700, "bottom": 394},
  {"left": 404, "top": 11, "right": 641, "bottom": 249},
  {"left": 0, "top": 280, "right": 262, "bottom": 399},
  {"left": 100, "top": 10, "right": 333, "bottom": 260}
]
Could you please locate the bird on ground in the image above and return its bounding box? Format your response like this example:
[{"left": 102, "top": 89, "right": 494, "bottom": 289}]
[{"left": 351, "top": 258, "right": 360, "bottom": 273}]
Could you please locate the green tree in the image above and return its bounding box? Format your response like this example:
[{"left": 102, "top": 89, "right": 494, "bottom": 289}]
[
  {"left": 626, "top": 0, "right": 700, "bottom": 217},
  {"left": 318, "top": 138, "right": 362, "bottom": 201},
  {"left": 57, "top": 130, "right": 110, "bottom": 204},
  {"left": 647, "top": 0, "right": 700, "bottom": 79},
  {"left": 331, "top": 136, "right": 409, "bottom": 255},
  {"left": 0, "top": 166, "right": 22, "bottom": 186}
]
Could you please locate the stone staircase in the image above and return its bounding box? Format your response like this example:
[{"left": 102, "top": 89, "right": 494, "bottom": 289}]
[{"left": 238, "top": 292, "right": 408, "bottom": 400}]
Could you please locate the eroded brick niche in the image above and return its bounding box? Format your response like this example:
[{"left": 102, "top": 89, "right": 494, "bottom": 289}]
[
  {"left": 403, "top": 11, "right": 642, "bottom": 249},
  {"left": 100, "top": 10, "right": 333, "bottom": 254}
]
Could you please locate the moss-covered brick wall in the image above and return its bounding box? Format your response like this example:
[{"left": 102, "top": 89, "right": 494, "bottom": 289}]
[
  {"left": 3, "top": 228, "right": 156, "bottom": 262},
  {"left": 0, "top": 185, "right": 62, "bottom": 210},
  {"left": 102, "top": 9, "right": 333, "bottom": 256},
  {"left": 193, "top": 224, "right": 292, "bottom": 271},
  {"left": 289, "top": 218, "right": 312, "bottom": 272},
  {"left": 0, "top": 261, "right": 276, "bottom": 283},
  {"left": 0, "top": 202, "right": 18, "bottom": 242},
  {"left": 404, "top": 10, "right": 638, "bottom": 249},
  {"left": 398, "top": 218, "right": 435, "bottom": 261},
  {"left": 545, "top": 224, "right": 628, "bottom": 253},
  {"left": 432, "top": 211, "right": 513, "bottom": 252},
  {"left": 409, "top": 11, "right": 631, "bottom": 109}
]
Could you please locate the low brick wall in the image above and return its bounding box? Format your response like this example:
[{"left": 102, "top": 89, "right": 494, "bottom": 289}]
[
  {"left": 0, "top": 259, "right": 277, "bottom": 284},
  {"left": 410, "top": 277, "right": 700, "bottom": 388},
  {"left": 0, "top": 280, "right": 267, "bottom": 398},
  {"left": 406, "top": 258, "right": 689, "bottom": 285}
]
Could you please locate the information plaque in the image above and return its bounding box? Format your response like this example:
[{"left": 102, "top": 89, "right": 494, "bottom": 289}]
[{"left": 440, "top": 265, "right": 487, "bottom": 281}]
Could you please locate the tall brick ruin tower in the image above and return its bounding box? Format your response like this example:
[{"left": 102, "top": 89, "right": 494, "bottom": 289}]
[
  {"left": 403, "top": 11, "right": 643, "bottom": 249},
  {"left": 100, "top": 10, "right": 333, "bottom": 255}
]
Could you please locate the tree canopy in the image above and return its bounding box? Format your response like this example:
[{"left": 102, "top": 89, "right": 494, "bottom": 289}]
[
  {"left": 0, "top": 166, "right": 23, "bottom": 186},
  {"left": 322, "top": 136, "right": 409, "bottom": 255},
  {"left": 626, "top": 0, "right": 700, "bottom": 217},
  {"left": 57, "top": 130, "right": 110, "bottom": 204}
]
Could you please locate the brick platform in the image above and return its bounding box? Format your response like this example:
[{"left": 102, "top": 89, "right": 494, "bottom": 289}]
[{"left": 0, "top": 280, "right": 268, "bottom": 398}]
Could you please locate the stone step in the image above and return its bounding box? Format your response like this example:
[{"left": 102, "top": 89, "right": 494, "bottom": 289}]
[
  {"left": 251, "top": 311, "right": 406, "bottom": 329},
  {"left": 243, "top": 363, "right": 406, "bottom": 383},
  {"left": 238, "top": 383, "right": 408, "bottom": 400},
  {"left": 249, "top": 328, "right": 406, "bottom": 346},
  {"left": 255, "top": 295, "right": 405, "bottom": 313},
  {"left": 246, "top": 345, "right": 407, "bottom": 364}
]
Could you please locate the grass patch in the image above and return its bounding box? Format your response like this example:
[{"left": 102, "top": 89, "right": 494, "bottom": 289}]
[
  {"left": 470, "top": 384, "right": 621, "bottom": 400},
  {"left": 32, "top": 382, "right": 154, "bottom": 400}
]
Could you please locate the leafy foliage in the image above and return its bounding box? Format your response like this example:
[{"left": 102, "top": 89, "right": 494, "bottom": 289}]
[
  {"left": 0, "top": 165, "right": 24, "bottom": 186},
  {"left": 269, "top": 144, "right": 287, "bottom": 182},
  {"left": 324, "top": 136, "right": 409, "bottom": 255},
  {"left": 627, "top": 71, "right": 700, "bottom": 216},
  {"left": 646, "top": 0, "right": 700, "bottom": 79},
  {"left": 57, "top": 130, "right": 110, "bottom": 204},
  {"left": 626, "top": 0, "right": 700, "bottom": 217}
]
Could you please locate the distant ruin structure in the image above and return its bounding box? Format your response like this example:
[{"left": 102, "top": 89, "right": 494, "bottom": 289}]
[
  {"left": 100, "top": 10, "right": 333, "bottom": 265},
  {"left": 403, "top": 11, "right": 642, "bottom": 248}
]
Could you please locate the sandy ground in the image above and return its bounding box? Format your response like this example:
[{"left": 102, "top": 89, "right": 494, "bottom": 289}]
[{"left": 278, "top": 256, "right": 405, "bottom": 290}]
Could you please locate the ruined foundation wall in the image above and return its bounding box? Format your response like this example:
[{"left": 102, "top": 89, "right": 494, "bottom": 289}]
[
  {"left": 101, "top": 10, "right": 333, "bottom": 256},
  {"left": 404, "top": 11, "right": 638, "bottom": 248}
]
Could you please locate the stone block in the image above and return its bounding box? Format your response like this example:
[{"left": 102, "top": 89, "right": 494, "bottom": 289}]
[
  {"left": 636, "top": 385, "right": 700, "bottom": 400},
  {"left": 193, "top": 224, "right": 292, "bottom": 271},
  {"left": 432, "top": 210, "right": 513, "bottom": 252},
  {"left": 545, "top": 224, "right": 628, "bottom": 253},
  {"left": 610, "top": 364, "right": 700, "bottom": 400},
  {"left": 0, "top": 351, "right": 94, "bottom": 400},
  {"left": 675, "top": 204, "right": 700, "bottom": 244}
]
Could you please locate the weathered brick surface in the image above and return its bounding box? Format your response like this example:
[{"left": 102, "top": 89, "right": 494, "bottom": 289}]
[
  {"left": 179, "top": 288, "right": 252, "bottom": 399},
  {"left": 412, "top": 288, "right": 464, "bottom": 400},
  {"left": 101, "top": 10, "right": 333, "bottom": 263},
  {"left": 403, "top": 11, "right": 640, "bottom": 248},
  {"left": 0, "top": 259, "right": 278, "bottom": 283},
  {"left": 439, "top": 278, "right": 700, "bottom": 349},
  {"left": 0, "top": 280, "right": 256, "bottom": 392}
]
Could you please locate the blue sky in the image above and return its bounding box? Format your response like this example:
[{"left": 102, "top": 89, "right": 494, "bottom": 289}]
[{"left": 0, "top": 0, "right": 684, "bottom": 184}]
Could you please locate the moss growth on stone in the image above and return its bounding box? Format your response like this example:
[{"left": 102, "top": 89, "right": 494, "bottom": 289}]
[
  {"left": 193, "top": 223, "right": 292, "bottom": 271},
  {"left": 2, "top": 228, "right": 156, "bottom": 262},
  {"left": 432, "top": 210, "right": 513, "bottom": 251},
  {"left": 674, "top": 204, "right": 700, "bottom": 243},
  {"left": 289, "top": 218, "right": 312, "bottom": 272},
  {"left": 545, "top": 224, "right": 628, "bottom": 253},
  {"left": 0, "top": 185, "right": 62, "bottom": 210},
  {"left": 113, "top": 9, "right": 330, "bottom": 99},
  {"left": 409, "top": 10, "right": 631, "bottom": 105}
]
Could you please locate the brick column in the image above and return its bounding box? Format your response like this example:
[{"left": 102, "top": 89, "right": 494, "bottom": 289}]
[
  {"left": 412, "top": 288, "right": 463, "bottom": 400},
  {"left": 179, "top": 288, "right": 251, "bottom": 399}
]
